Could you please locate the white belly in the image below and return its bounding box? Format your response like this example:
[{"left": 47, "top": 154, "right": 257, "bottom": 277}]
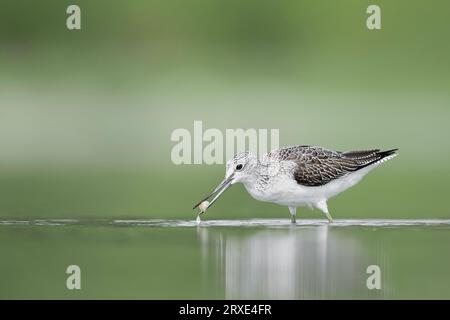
[{"left": 244, "top": 165, "right": 376, "bottom": 208}]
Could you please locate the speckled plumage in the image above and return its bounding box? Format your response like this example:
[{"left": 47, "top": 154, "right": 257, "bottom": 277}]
[
  {"left": 195, "top": 145, "right": 398, "bottom": 223},
  {"left": 263, "top": 146, "right": 398, "bottom": 187}
]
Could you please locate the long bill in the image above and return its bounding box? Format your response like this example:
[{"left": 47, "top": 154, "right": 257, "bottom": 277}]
[{"left": 193, "top": 174, "right": 234, "bottom": 212}]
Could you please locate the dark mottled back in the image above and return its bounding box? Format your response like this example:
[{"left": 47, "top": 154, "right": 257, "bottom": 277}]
[{"left": 267, "top": 146, "right": 397, "bottom": 187}]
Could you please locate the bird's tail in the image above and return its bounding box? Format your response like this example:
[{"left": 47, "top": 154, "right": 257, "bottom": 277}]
[
  {"left": 377, "top": 148, "right": 399, "bottom": 159},
  {"left": 343, "top": 148, "right": 398, "bottom": 170}
]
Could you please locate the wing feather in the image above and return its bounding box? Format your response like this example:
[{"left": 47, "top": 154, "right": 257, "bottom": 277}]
[{"left": 266, "top": 146, "right": 397, "bottom": 187}]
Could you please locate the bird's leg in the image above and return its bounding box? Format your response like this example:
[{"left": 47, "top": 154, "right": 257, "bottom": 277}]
[
  {"left": 288, "top": 206, "right": 297, "bottom": 224},
  {"left": 316, "top": 201, "right": 333, "bottom": 223}
]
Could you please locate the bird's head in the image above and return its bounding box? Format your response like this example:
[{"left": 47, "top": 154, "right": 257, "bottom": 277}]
[
  {"left": 193, "top": 152, "right": 258, "bottom": 212},
  {"left": 225, "top": 151, "right": 258, "bottom": 184}
]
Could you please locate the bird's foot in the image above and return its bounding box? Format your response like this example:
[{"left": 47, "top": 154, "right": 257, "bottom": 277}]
[{"left": 290, "top": 216, "right": 297, "bottom": 224}]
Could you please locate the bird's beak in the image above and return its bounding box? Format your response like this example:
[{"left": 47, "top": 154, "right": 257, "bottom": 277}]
[{"left": 193, "top": 174, "right": 234, "bottom": 212}]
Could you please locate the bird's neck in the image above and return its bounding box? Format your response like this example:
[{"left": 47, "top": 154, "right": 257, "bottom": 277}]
[{"left": 240, "top": 166, "right": 268, "bottom": 199}]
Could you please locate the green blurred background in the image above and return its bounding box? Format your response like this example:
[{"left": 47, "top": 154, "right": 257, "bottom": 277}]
[{"left": 1, "top": 0, "right": 449, "bottom": 220}]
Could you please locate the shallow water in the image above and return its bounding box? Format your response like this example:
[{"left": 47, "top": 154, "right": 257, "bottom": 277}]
[
  {"left": 0, "top": 219, "right": 449, "bottom": 299},
  {"left": 2, "top": 218, "right": 450, "bottom": 228}
]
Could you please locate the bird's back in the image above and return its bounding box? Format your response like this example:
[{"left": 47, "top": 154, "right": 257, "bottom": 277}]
[{"left": 262, "top": 145, "right": 398, "bottom": 187}]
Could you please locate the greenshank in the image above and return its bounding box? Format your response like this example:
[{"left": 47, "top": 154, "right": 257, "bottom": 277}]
[{"left": 194, "top": 146, "right": 398, "bottom": 223}]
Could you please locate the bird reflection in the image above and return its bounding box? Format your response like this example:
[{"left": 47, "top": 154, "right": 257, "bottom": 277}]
[{"left": 197, "top": 224, "right": 370, "bottom": 299}]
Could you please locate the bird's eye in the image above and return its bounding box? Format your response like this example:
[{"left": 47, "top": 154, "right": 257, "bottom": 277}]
[{"left": 235, "top": 164, "right": 243, "bottom": 171}]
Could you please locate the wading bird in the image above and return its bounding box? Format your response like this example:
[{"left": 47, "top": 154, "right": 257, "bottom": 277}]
[{"left": 194, "top": 146, "right": 398, "bottom": 223}]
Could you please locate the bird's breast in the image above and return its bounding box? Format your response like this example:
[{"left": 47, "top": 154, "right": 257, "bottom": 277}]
[{"left": 243, "top": 175, "right": 301, "bottom": 204}]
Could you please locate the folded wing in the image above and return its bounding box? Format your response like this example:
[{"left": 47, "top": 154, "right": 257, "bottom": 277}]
[{"left": 267, "top": 146, "right": 397, "bottom": 187}]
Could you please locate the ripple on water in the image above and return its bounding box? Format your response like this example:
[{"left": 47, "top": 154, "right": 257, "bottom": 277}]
[{"left": 1, "top": 218, "right": 450, "bottom": 228}]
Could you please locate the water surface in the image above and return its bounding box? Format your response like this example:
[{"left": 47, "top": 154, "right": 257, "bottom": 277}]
[{"left": 0, "top": 219, "right": 449, "bottom": 299}]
